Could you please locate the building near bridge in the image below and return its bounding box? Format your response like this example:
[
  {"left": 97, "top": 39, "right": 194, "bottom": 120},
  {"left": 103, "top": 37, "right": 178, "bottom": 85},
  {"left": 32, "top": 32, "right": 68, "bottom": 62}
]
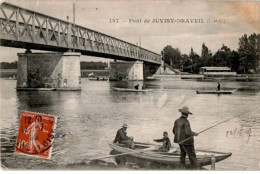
[{"left": 199, "top": 67, "right": 237, "bottom": 76}]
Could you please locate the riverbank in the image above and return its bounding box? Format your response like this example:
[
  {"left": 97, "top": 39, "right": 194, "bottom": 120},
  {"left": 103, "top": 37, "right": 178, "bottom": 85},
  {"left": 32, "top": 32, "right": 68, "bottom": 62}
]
[{"left": 153, "top": 74, "right": 260, "bottom": 82}]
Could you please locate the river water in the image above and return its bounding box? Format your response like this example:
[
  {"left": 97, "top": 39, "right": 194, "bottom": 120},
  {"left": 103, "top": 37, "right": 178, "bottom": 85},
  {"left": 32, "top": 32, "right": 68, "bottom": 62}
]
[{"left": 0, "top": 78, "right": 260, "bottom": 170}]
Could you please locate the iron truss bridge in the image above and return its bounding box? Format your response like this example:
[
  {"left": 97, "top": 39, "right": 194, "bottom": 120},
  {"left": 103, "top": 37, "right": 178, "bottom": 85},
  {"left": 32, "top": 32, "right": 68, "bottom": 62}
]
[{"left": 0, "top": 2, "right": 161, "bottom": 64}]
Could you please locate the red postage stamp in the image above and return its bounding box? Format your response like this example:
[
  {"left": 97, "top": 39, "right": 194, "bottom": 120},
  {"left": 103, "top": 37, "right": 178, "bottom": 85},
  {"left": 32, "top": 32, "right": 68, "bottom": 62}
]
[{"left": 15, "top": 111, "right": 57, "bottom": 159}]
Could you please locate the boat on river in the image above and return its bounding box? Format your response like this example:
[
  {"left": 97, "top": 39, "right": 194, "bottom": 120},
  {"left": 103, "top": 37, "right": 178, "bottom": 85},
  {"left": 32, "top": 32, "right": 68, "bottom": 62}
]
[
  {"left": 16, "top": 88, "right": 56, "bottom": 91},
  {"left": 109, "top": 142, "right": 232, "bottom": 167},
  {"left": 196, "top": 89, "right": 237, "bottom": 94},
  {"left": 88, "top": 77, "right": 108, "bottom": 81},
  {"left": 112, "top": 87, "right": 153, "bottom": 92}
]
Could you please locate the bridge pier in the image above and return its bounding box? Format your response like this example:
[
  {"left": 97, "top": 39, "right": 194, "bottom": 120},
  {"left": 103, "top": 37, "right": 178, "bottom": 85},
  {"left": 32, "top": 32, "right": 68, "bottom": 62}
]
[
  {"left": 17, "top": 52, "right": 81, "bottom": 91},
  {"left": 109, "top": 61, "right": 144, "bottom": 81}
]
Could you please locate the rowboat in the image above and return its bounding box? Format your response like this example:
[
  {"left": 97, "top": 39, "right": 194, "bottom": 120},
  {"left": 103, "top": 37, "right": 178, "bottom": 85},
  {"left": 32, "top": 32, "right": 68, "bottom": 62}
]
[
  {"left": 16, "top": 88, "right": 56, "bottom": 91},
  {"left": 196, "top": 89, "right": 237, "bottom": 94},
  {"left": 146, "top": 76, "right": 160, "bottom": 81},
  {"left": 112, "top": 87, "right": 153, "bottom": 92},
  {"left": 109, "top": 142, "right": 232, "bottom": 168},
  {"left": 88, "top": 78, "right": 108, "bottom": 81}
]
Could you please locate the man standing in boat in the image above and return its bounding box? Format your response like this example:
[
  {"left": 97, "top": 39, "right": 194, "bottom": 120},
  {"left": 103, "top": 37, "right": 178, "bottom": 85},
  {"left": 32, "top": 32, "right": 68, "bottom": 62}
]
[
  {"left": 173, "top": 106, "right": 199, "bottom": 169},
  {"left": 114, "top": 124, "right": 135, "bottom": 149},
  {"left": 217, "top": 82, "right": 221, "bottom": 91}
]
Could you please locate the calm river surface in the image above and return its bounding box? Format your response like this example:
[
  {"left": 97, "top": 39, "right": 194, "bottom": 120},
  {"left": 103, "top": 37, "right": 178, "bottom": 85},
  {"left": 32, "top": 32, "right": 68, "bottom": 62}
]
[{"left": 0, "top": 78, "right": 260, "bottom": 170}]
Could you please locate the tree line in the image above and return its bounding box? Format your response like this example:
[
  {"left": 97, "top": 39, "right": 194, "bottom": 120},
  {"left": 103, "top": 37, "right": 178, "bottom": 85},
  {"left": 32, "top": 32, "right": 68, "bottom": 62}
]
[
  {"left": 80, "top": 61, "right": 108, "bottom": 70},
  {"left": 162, "top": 33, "right": 260, "bottom": 74},
  {"left": 0, "top": 61, "right": 108, "bottom": 70},
  {"left": 0, "top": 61, "right": 18, "bottom": 69}
]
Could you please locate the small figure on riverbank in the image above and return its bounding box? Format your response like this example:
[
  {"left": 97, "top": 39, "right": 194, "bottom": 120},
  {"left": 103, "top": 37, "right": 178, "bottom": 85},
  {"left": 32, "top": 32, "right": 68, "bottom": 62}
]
[
  {"left": 114, "top": 124, "right": 135, "bottom": 149},
  {"left": 153, "top": 131, "right": 171, "bottom": 152},
  {"left": 217, "top": 82, "right": 220, "bottom": 91}
]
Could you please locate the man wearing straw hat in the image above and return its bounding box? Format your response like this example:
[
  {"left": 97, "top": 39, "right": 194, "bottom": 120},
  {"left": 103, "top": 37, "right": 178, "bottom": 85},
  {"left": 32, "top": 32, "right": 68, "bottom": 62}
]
[
  {"left": 114, "top": 124, "right": 135, "bottom": 149},
  {"left": 173, "top": 106, "right": 199, "bottom": 169}
]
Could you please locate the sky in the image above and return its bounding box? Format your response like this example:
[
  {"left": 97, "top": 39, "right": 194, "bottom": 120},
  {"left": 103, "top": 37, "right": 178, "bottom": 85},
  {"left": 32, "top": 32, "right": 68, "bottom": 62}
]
[{"left": 0, "top": 0, "right": 259, "bottom": 62}]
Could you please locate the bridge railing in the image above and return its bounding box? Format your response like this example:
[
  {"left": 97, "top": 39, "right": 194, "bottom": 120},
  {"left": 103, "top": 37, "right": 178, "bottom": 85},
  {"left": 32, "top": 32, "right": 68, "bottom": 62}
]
[{"left": 0, "top": 2, "right": 161, "bottom": 64}]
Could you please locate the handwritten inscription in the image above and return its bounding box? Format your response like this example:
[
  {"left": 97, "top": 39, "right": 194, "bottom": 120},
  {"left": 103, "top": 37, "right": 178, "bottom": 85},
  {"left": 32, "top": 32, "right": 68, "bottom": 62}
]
[{"left": 226, "top": 126, "right": 252, "bottom": 143}]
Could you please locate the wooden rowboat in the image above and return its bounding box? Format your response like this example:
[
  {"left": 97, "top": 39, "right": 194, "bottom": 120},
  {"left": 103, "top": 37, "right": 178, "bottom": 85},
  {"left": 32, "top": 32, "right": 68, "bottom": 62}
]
[
  {"left": 196, "top": 89, "right": 237, "bottom": 94},
  {"left": 109, "top": 142, "right": 232, "bottom": 167},
  {"left": 88, "top": 78, "right": 108, "bottom": 81},
  {"left": 16, "top": 88, "right": 56, "bottom": 91},
  {"left": 112, "top": 87, "right": 153, "bottom": 92}
]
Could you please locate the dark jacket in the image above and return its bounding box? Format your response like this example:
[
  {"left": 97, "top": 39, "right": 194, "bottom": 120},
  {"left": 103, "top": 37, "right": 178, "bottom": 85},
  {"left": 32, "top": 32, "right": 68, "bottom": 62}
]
[
  {"left": 173, "top": 116, "right": 196, "bottom": 145},
  {"left": 114, "top": 128, "right": 130, "bottom": 143},
  {"left": 154, "top": 137, "right": 171, "bottom": 150}
]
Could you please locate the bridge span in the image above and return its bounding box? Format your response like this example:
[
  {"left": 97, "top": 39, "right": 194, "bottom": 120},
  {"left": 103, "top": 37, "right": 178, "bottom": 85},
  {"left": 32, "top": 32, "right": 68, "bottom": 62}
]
[
  {"left": 0, "top": 2, "right": 161, "bottom": 64},
  {"left": 0, "top": 2, "right": 163, "bottom": 90}
]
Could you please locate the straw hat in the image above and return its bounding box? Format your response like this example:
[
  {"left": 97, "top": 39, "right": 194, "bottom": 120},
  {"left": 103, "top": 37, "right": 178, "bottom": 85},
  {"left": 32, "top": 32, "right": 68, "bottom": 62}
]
[
  {"left": 122, "top": 123, "right": 128, "bottom": 128},
  {"left": 179, "top": 106, "right": 193, "bottom": 115}
]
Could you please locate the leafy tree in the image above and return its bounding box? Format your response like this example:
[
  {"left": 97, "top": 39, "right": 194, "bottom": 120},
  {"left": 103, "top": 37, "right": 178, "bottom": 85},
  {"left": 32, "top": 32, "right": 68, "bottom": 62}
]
[
  {"left": 238, "top": 33, "right": 259, "bottom": 73},
  {"left": 201, "top": 43, "right": 212, "bottom": 66},
  {"left": 188, "top": 48, "right": 200, "bottom": 73},
  {"left": 180, "top": 54, "right": 189, "bottom": 70},
  {"left": 212, "top": 44, "right": 232, "bottom": 67},
  {"left": 162, "top": 45, "right": 182, "bottom": 69},
  {"left": 230, "top": 51, "right": 240, "bottom": 72}
]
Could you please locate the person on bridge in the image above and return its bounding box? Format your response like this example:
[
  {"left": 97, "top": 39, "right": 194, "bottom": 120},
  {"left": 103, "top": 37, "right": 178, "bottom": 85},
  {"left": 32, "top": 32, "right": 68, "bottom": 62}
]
[
  {"left": 153, "top": 131, "right": 171, "bottom": 152},
  {"left": 173, "top": 106, "right": 199, "bottom": 169},
  {"left": 114, "top": 124, "right": 135, "bottom": 149}
]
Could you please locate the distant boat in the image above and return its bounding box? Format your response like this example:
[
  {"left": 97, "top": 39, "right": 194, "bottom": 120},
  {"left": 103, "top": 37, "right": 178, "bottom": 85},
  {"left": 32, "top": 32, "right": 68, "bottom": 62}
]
[
  {"left": 196, "top": 89, "right": 237, "bottom": 94},
  {"left": 181, "top": 76, "right": 203, "bottom": 80},
  {"left": 89, "top": 77, "right": 108, "bottom": 81},
  {"left": 146, "top": 76, "right": 160, "bottom": 81},
  {"left": 112, "top": 87, "right": 153, "bottom": 92},
  {"left": 16, "top": 88, "right": 56, "bottom": 91}
]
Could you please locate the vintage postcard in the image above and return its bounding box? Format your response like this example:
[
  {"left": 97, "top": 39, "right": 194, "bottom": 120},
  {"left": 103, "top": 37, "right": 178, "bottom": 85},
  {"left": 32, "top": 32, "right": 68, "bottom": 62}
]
[{"left": 0, "top": 0, "right": 259, "bottom": 171}]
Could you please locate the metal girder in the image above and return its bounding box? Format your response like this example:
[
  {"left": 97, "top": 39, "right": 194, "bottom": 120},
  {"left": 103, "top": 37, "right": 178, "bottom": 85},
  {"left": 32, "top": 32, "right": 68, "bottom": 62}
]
[{"left": 0, "top": 2, "right": 161, "bottom": 64}]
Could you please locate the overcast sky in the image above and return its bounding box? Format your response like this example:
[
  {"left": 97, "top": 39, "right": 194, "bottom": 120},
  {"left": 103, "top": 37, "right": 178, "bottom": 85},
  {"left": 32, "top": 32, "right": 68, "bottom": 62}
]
[{"left": 0, "top": 0, "right": 259, "bottom": 62}]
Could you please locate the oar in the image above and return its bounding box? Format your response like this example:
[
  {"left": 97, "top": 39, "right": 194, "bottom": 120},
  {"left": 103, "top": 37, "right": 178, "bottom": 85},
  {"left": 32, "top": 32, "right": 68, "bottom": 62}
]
[
  {"left": 178, "top": 107, "right": 257, "bottom": 145},
  {"left": 85, "top": 145, "right": 160, "bottom": 162}
]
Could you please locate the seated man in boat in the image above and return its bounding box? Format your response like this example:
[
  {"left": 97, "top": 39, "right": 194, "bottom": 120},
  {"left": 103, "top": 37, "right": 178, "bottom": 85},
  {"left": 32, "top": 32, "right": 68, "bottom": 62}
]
[
  {"left": 134, "top": 84, "right": 139, "bottom": 90},
  {"left": 113, "top": 124, "right": 135, "bottom": 149},
  {"left": 153, "top": 131, "right": 171, "bottom": 152},
  {"left": 173, "top": 106, "right": 199, "bottom": 169}
]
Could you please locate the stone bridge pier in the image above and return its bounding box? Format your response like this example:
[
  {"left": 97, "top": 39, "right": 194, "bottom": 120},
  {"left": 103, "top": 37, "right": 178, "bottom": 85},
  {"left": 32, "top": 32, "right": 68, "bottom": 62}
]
[
  {"left": 109, "top": 61, "right": 160, "bottom": 81},
  {"left": 17, "top": 52, "right": 81, "bottom": 91}
]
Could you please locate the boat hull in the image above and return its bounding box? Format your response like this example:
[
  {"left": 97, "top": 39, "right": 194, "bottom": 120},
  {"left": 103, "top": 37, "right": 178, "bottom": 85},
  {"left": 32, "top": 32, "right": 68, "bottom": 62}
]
[
  {"left": 196, "top": 89, "right": 236, "bottom": 94},
  {"left": 112, "top": 87, "right": 153, "bottom": 92},
  {"left": 109, "top": 142, "right": 231, "bottom": 167},
  {"left": 16, "top": 88, "right": 56, "bottom": 91}
]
